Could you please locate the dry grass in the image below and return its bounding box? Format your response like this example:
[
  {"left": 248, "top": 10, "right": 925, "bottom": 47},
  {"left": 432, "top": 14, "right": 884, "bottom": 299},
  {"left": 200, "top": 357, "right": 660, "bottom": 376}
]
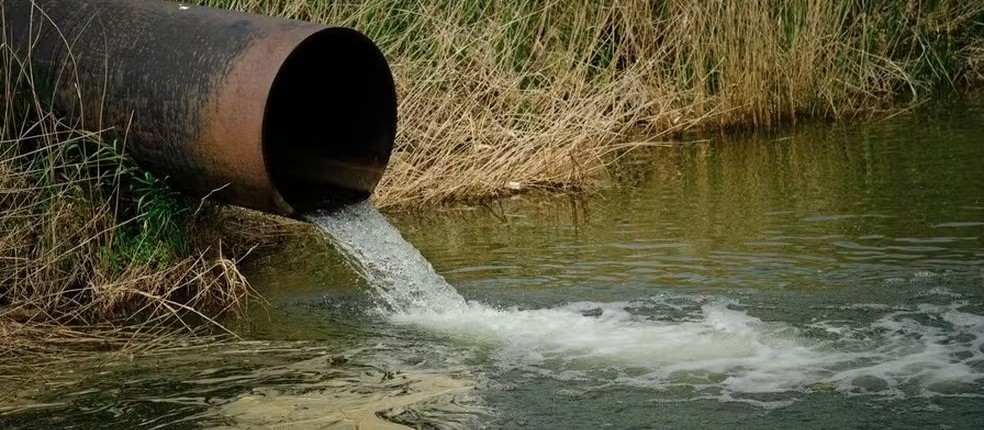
[
  {"left": 202, "top": 0, "right": 984, "bottom": 209},
  {"left": 1, "top": 0, "right": 981, "bottom": 385},
  {"left": 965, "top": 39, "right": 984, "bottom": 84},
  {"left": 0, "top": 22, "right": 264, "bottom": 377}
]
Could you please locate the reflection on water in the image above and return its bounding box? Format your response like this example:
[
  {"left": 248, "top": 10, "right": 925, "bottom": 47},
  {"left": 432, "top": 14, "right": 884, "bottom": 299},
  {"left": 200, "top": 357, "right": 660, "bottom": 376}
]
[
  {"left": 307, "top": 199, "right": 984, "bottom": 409},
  {"left": 394, "top": 122, "right": 984, "bottom": 297},
  {"left": 2, "top": 98, "right": 982, "bottom": 429},
  {"left": 384, "top": 97, "right": 984, "bottom": 428}
]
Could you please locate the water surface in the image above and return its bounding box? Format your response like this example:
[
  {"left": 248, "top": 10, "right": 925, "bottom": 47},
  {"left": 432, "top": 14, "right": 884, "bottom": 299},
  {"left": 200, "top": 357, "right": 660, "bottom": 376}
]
[
  {"left": 2, "top": 98, "right": 983, "bottom": 429},
  {"left": 383, "top": 98, "right": 984, "bottom": 428}
]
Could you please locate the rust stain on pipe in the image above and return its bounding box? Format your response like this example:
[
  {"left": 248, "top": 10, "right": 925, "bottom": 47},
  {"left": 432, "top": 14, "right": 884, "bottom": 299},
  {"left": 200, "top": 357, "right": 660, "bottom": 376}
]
[
  {"left": 201, "top": 27, "right": 304, "bottom": 215},
  {"left": 2, "top": 0, "right": 398, "bottom": 217}
]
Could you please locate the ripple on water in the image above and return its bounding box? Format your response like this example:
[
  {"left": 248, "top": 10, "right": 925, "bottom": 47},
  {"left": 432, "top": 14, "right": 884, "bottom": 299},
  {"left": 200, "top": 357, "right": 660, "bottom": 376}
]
[
  {"left": 0, "top": 342, "right": 487, "bottom": 430},
  {"left": 933, "top": 222, "right": 984, "bottom": 228},
  {"left": 389, "top": 296, "right": 984, "bottom": 408},
  {"left": 307, "top": 200, "right": 984, "bottom": 410}
]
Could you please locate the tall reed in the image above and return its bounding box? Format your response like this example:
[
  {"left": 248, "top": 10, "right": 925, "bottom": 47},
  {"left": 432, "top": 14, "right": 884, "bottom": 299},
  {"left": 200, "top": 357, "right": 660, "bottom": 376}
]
[{"left": 202, "top": 0, "right": 984, "bottom": 208}]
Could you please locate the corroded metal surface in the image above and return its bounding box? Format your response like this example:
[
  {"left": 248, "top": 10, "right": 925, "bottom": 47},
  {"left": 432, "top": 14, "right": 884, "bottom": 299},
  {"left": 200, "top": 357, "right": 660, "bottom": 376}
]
[{"left": 2, "top": 0, "right": 397, "bottom": 216}]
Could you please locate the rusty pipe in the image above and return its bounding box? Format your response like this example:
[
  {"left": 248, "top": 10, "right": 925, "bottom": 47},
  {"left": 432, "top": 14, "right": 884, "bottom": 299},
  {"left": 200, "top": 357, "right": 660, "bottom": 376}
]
[{"left": 2, "top": 0, "right": 397, "bottom": 217}]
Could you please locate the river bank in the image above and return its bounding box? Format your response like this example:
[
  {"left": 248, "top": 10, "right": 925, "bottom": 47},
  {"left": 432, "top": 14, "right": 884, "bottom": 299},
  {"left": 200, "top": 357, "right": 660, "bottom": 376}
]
[
  {"left": 201, "top": 0, "right": 984, "bottom": 208},
  {"left": 1, "top": 0, "right": 982, "bottom": 388},
  {"left": 2, "top": 95, "right": 981, "bottom": 428}
]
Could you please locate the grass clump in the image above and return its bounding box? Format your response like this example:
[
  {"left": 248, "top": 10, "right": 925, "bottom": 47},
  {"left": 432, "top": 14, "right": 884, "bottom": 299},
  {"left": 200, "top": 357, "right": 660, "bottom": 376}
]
[
  {"left": 0, "top": 34, "right": 262, "bottom": 369},
  {"left": 202, "top": 0, "right": 984, "bottom": 208}
]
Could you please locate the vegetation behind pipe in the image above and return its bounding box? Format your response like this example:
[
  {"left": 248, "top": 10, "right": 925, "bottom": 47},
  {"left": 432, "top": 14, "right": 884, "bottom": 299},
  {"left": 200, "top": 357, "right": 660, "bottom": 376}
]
[
  {"left": 1, "top": 0, "right": 982, "bottom": 375},
  {"left": 200, "top": 0, "right": 984, "bottom": 208}
]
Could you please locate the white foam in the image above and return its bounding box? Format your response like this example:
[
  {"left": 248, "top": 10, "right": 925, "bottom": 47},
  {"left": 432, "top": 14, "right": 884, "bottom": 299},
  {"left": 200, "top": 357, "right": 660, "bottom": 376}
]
[
  {"left": 394, "top": 300, "right": 787, "bottom": 369},
  {"left": 394, "top": 299, "right": 984, "bottom": 403},
  {"left": 310, "top": 202, "right": 984, "bottom": 407}
]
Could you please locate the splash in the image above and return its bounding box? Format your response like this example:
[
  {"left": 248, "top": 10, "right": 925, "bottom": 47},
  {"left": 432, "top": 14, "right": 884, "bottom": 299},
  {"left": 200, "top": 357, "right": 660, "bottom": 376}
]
[
  {"left": 307, "top": 200, "right": 467, "bottom": 314},
  {"left": 394, "top": 298, "right": 984, "bottom": 403},
  {"left": 309, "top": 202, "right": 984, "bottom": 407}
]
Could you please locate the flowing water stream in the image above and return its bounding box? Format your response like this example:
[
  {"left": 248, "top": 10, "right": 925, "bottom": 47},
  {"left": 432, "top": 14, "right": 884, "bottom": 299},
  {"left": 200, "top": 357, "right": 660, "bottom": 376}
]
[
  {"left": 308, "top": 194, "right": 984, "bottom": 412},
  {"left": 2, "top": 98, "right": 983, "bottom": 429},
  {"left": 307, "top": 201, "right": 468, "bottom": 315},
  {"left": 305, "top": 97, "right": 984, "bottom": 428}
]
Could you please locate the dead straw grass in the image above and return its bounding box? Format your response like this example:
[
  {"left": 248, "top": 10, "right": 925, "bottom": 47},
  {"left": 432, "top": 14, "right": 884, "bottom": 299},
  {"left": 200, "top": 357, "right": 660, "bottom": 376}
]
[
  {"left": 1, "top": 0, "right": 981, "bottom": 390},
  {"left": 0, "top": 17, "right": 261, "bottom": 381},
  {"left": 204, "top": 0, "right": 984, "bottom": 209}
]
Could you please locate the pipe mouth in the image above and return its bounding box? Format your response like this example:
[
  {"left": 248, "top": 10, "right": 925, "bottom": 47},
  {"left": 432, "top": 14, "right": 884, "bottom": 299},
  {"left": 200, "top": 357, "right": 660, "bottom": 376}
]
[{"left": 263, "top": 27, "right": 397, "bottom": 215}]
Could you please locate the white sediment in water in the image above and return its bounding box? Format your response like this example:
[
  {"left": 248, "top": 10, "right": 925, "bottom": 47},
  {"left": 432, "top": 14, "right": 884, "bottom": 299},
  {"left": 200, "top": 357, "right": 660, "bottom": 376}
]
[
  {"left": 216, "top": 362, "right": 475, "bottom": 430},
  {"left": 309, "top": 202, "right": 984, "bottom": 406}
]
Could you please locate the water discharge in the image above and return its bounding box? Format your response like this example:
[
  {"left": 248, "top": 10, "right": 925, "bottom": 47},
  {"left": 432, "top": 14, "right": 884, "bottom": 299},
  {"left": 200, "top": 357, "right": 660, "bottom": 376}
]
[
  {"left": 308, "top": 200, "right": 467, "bottom": 314},
  {"left": 4, "top": 99, "right": 982, "bottom": 430},
  {"left": 308, "top": 201, "right": 984, "bottom": 407}
]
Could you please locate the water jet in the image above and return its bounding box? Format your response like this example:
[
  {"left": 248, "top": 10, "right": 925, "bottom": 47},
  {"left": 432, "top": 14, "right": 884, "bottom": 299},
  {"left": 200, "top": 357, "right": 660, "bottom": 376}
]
[{"left": 2, "top": 0, "right": 397, "bottom": 217}]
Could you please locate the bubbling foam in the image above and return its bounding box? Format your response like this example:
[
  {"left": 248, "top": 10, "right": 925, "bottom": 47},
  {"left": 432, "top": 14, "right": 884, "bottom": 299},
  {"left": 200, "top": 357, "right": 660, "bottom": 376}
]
[
  {"left": 309, "top": 202, "right": 984, "bottom": 407},
  {"left": 395, "top": 299, "right": 984, "bottom": 404}
]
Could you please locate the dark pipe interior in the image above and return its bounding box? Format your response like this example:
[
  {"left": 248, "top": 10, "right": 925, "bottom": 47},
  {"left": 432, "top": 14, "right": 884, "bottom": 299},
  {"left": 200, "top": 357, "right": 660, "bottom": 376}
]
[{"left": 263, "top": 27, "right": 397, "bottom": 214}]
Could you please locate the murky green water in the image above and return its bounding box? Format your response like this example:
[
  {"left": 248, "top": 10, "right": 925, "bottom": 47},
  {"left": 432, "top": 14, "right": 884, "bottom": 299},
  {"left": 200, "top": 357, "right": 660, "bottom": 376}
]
[
  {"left": 378, "top": 99, "right": 984, "bottom": 429},
  {"left": 3, "top": 98, "right": 983, "bottom": 429}
]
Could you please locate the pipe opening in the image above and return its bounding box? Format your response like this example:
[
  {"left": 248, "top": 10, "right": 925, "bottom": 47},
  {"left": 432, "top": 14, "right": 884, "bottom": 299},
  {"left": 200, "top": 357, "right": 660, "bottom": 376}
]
[{"left": 263, "top": 27, "right": 397, "bottom": 214}]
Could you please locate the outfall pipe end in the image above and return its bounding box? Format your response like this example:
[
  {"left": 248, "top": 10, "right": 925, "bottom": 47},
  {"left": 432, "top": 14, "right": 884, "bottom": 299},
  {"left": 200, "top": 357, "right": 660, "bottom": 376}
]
[
  {"left": 3, "top": 0, "right": 398, "bottom": 218},
  {"left": 263, "top": 28, "right": 398, "bottom": 216}
]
